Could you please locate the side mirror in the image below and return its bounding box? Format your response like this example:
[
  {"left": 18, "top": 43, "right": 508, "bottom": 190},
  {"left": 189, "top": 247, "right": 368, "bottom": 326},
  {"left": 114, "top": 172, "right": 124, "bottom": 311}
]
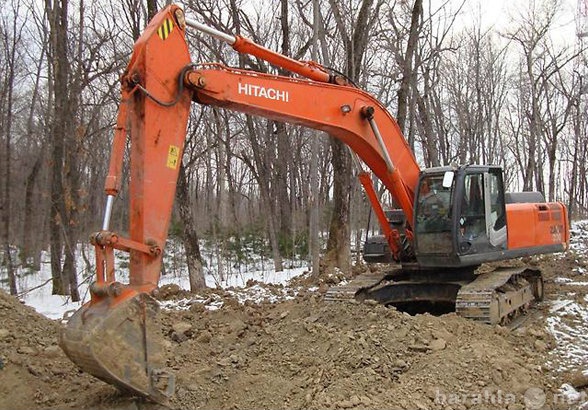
[{"left": 442, "top": 171, "right": 454, "bottom": 188}]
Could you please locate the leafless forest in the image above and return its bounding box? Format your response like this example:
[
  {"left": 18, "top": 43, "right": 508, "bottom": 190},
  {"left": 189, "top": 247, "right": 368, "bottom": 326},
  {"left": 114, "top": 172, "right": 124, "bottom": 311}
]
[{"left": 0, "top": 0, "right": 587, "bottom": 299}]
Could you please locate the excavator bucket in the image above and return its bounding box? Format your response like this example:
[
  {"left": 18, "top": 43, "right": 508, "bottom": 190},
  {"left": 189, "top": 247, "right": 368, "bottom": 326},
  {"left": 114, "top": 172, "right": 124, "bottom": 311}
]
[{"left": 59, "top": 293, "right": 174, "bottom": 403}]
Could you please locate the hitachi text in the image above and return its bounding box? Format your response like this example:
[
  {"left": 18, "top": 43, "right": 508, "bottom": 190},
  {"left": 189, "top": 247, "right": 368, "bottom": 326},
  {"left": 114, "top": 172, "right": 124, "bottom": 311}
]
[{"left": 238, "top": 83, "right": 289, "bottom": 102}]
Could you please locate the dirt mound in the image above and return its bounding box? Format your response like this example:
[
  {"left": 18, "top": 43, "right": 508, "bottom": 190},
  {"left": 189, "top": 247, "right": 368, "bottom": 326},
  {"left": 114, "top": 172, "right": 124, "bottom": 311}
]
[
  {"left": 0, "top": 291, "right": 117, "bottom": 410},
  {"left": 0, "top": 286, "right": 557, "bottom": 410},
  {"left": 165, "top": 295, "right": 555, "bottom": 410},
  {"left": 2, "top": 248, "right": 585, "bottom": 410}
]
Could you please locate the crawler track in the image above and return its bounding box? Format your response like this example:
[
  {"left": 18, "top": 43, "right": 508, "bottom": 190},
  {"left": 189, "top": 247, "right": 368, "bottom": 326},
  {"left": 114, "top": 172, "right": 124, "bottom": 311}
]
[
  {"left": 324, "top": 273, "right": 390, "bottom": 302},
  {"left": 456, "top": 267, "right": 543, "bottom": 325}
]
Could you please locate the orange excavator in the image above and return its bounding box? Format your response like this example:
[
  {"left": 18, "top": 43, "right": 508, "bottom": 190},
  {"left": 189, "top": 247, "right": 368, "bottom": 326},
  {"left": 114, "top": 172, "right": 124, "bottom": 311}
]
[{"left": 59, "top": 4, "right": 570, "bottom": 403}]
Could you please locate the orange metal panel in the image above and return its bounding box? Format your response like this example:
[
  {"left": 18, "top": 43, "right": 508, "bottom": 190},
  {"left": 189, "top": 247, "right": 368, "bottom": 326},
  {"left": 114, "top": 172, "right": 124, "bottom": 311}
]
[
  {"left": 119, "top": 5, "right": 192, "bottom": 289},
  {"left": 506, "top": 202, "right": 569, "bottom": 250}
]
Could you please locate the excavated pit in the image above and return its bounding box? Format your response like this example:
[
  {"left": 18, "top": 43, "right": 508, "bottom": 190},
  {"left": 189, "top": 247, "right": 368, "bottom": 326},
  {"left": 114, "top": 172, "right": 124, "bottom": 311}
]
[{"left": 387, "top": 300, "right": 456, "bottom": 316}]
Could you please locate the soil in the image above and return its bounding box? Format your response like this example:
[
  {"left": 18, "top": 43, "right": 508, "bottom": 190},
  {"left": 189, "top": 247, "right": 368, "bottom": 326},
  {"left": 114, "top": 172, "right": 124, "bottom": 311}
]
[{"left": 0, "top": 251, "right": 587, "bottom": 410}]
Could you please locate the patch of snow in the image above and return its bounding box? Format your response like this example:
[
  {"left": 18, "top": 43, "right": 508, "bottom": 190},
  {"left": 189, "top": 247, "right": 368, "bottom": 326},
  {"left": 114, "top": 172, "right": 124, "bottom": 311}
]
[
  {"left": 1, "top": 242, "right": 309, "bottom": 320},
  {"left": 159, "top": 296, "right": 224, "bottom": 312},
  {"left": 554, "top": 277, "right": 588, "bottom": 286},
  {"left": 546, "top": 296, "right": 588, "bottom": 372},
  {"left": 556, "top": 384, "right": 587, "bottom": 407},
  {"left": 225, "top": 284, "right": 295, "bottom": 305},
  {"left": 10, "top": 251, "right": 90, "bottom": 320}
]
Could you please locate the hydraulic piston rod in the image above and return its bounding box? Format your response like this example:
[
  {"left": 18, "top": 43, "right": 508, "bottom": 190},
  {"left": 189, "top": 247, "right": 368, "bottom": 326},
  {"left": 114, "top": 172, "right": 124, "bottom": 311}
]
[{"left": 185, "top": 15, "right": 334, "bottom": 83}]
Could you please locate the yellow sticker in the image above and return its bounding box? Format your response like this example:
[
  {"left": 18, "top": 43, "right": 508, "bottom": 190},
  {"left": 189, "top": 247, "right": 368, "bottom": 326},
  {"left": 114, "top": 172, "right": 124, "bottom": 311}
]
[
  {"left": 157, "top": 18, "right": 174, "bottom": 40},
  {"left": 166, "top": 145, "right": 180, "bottom": 169}
]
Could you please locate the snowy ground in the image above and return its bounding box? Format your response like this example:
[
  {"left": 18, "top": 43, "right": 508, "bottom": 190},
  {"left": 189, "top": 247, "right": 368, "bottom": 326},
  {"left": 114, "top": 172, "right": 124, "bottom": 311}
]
[
  {"left": 547, "top": 297, "right": 588, "bottom": 372},
  {"left": 1, "top": 240, "right": 308, "bottom": 320},
  {"left": 543, "top": 220, "right": 588, "bottom": 408},
  {"left": 547, "top": 220, "right": 588, "bottom": 373}
]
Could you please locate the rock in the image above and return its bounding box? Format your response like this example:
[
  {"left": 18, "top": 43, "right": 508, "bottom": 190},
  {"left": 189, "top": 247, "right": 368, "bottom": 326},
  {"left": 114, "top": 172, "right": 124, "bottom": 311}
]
[
  {"left": 158, "top": 283, "right": 182, "bottom": 299},
  {"left": 189, "top": 303, "right": 206, "bottom": 313},
  {"left": 171, "top": 331, "right": 189, "bottom": 343},
  {"left": 162, "top": 339, "right": 173, "bottom": 350},
  {"left": 27, "top": 364, "right": 43, "bottom": 376},
  {"left": 527, "top": 328, "right": 545, "bottom": 338},
  {"left": 229, "top": 319, "right": 247, "bottom": 334},
  {"left": 172, "top": 321, "right": 193, "bottom": 335},
  {"left": 350, "top": 395, "right": 361, "bottom": 406},
  {"left": 43, "top": 345, "right": 62, "bottom": 358},
  {"left": 0, "top": 328, "right": 10, "bottom": 340},
  {"left": 569, "top": 369, "right": 588, "bottom": 389},
  {"left": 196, "top": 330, "right": 212, "bottom": 343},
  {"left": 336, "top": 399, "right": 354, "bottom": 408},
  {"left": 533, "top": 340, "right": 548, "bottom": 352},
  {"left": 429, "top": 338, "right": 447, "bottom": 351},
  {"left": 17, "top": 346, "right": 37, "bottom": 355},
  {"left": 409, "top": 344, "right": 430, "bottom": 352},
  {"left": 187, "top": 384, "right": 200, "bottom": 392},
  {"left": 216, "top": 358, "right": 232, "bottom": 367}
]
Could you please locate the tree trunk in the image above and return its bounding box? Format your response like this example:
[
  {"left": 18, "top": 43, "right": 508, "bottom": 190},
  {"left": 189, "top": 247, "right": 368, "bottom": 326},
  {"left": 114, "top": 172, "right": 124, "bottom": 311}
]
[
  {"left": 244, "top": 118, "right": 283, "bottom": 272},
  {"left": 396, "top": 0, "right": 422, "bottom": 136},
  {"left": 1, "top": 13, "right": 18, "bottom": 295},
  {"left": 309, "top": 0, "right": 321, "bottom": 277},
  {"left": 275, "top": 0, "right": 293, "bottom": 252},
  {"left": 62, "top": 249, "right": 79, "bottom": 301},
  {"left": 325, "top": 0, "right": 376, "bottom": 273},
  {"left": 21, "top": 155, "right": 43, "bottom": 270},
  {"left": 147, "top": 0, "right": 158, "bottom": 20},
  {"left": 46, "top": 0, "right": 70, "bottom": 295},
  {"left": 176, "top": 163, "right": 206, "bottom": 291},
  {"left": 325, "top": 139, "right": 352, "bottom": 272},
  {"left": 275, "top": 122, "right": 292, "bottom": 249},
  {"left": 20, "top": 32, "right": 47, "bottom": 271}
]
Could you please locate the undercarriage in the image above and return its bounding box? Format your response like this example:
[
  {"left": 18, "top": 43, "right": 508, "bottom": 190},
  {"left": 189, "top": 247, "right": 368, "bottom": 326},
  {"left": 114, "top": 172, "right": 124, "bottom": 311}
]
[{"left": 325, "top": 265, "right": 544, "bottom": 325}]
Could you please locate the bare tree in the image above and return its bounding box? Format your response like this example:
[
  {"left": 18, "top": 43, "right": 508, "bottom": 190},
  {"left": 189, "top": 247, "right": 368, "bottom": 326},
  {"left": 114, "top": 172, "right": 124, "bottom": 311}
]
[
  {"left": 504, "top": 0, "right": 560, "bottom": 191},
  {"left": 396, "top": 0, "right": 422, "bottom": 137},
  {"left": 176, "top": 163, "right": 206, "bottom": 290},
  {"left": 0, "top": 0, "right": 26, "bottom": 295},
  {"left": 323, "top": 0, "right": 381, "bottom": 273}
]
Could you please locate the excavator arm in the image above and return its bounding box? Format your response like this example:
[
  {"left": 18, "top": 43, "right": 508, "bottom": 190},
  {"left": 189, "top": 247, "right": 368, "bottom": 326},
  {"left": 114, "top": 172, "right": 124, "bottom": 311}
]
[
  {"left": 60, "top": 6, "right": 194, "bottom": 402},
  {"left": 60, "top": 4, "right": 421, "bottom": 402}
]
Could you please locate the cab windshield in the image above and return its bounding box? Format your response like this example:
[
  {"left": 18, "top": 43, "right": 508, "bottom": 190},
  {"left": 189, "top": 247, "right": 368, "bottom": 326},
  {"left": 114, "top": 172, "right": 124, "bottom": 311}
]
[{"left": 415, "top": 174, "right": 454, "bottom": 253}]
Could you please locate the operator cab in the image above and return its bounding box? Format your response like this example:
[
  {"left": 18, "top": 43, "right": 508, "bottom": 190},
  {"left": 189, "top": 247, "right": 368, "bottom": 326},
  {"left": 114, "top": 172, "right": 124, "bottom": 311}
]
[{"left": 414, "top": 165, "right": 508, "bottom": 267}]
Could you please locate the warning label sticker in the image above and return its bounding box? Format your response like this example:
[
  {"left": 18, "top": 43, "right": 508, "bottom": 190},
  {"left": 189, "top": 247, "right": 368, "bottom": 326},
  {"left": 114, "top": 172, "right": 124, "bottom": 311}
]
[
  {"left": 166, "top": 145, "right": 180, "bottom": 169},
  {"left": 157, "top": 18, "right": 174, "bottom": 40}
]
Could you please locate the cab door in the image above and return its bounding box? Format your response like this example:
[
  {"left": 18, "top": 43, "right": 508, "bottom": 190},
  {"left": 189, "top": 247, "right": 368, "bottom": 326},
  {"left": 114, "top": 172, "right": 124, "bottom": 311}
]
[{"left": 457, "top": 169, "right": 507, "bottom": 256}]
